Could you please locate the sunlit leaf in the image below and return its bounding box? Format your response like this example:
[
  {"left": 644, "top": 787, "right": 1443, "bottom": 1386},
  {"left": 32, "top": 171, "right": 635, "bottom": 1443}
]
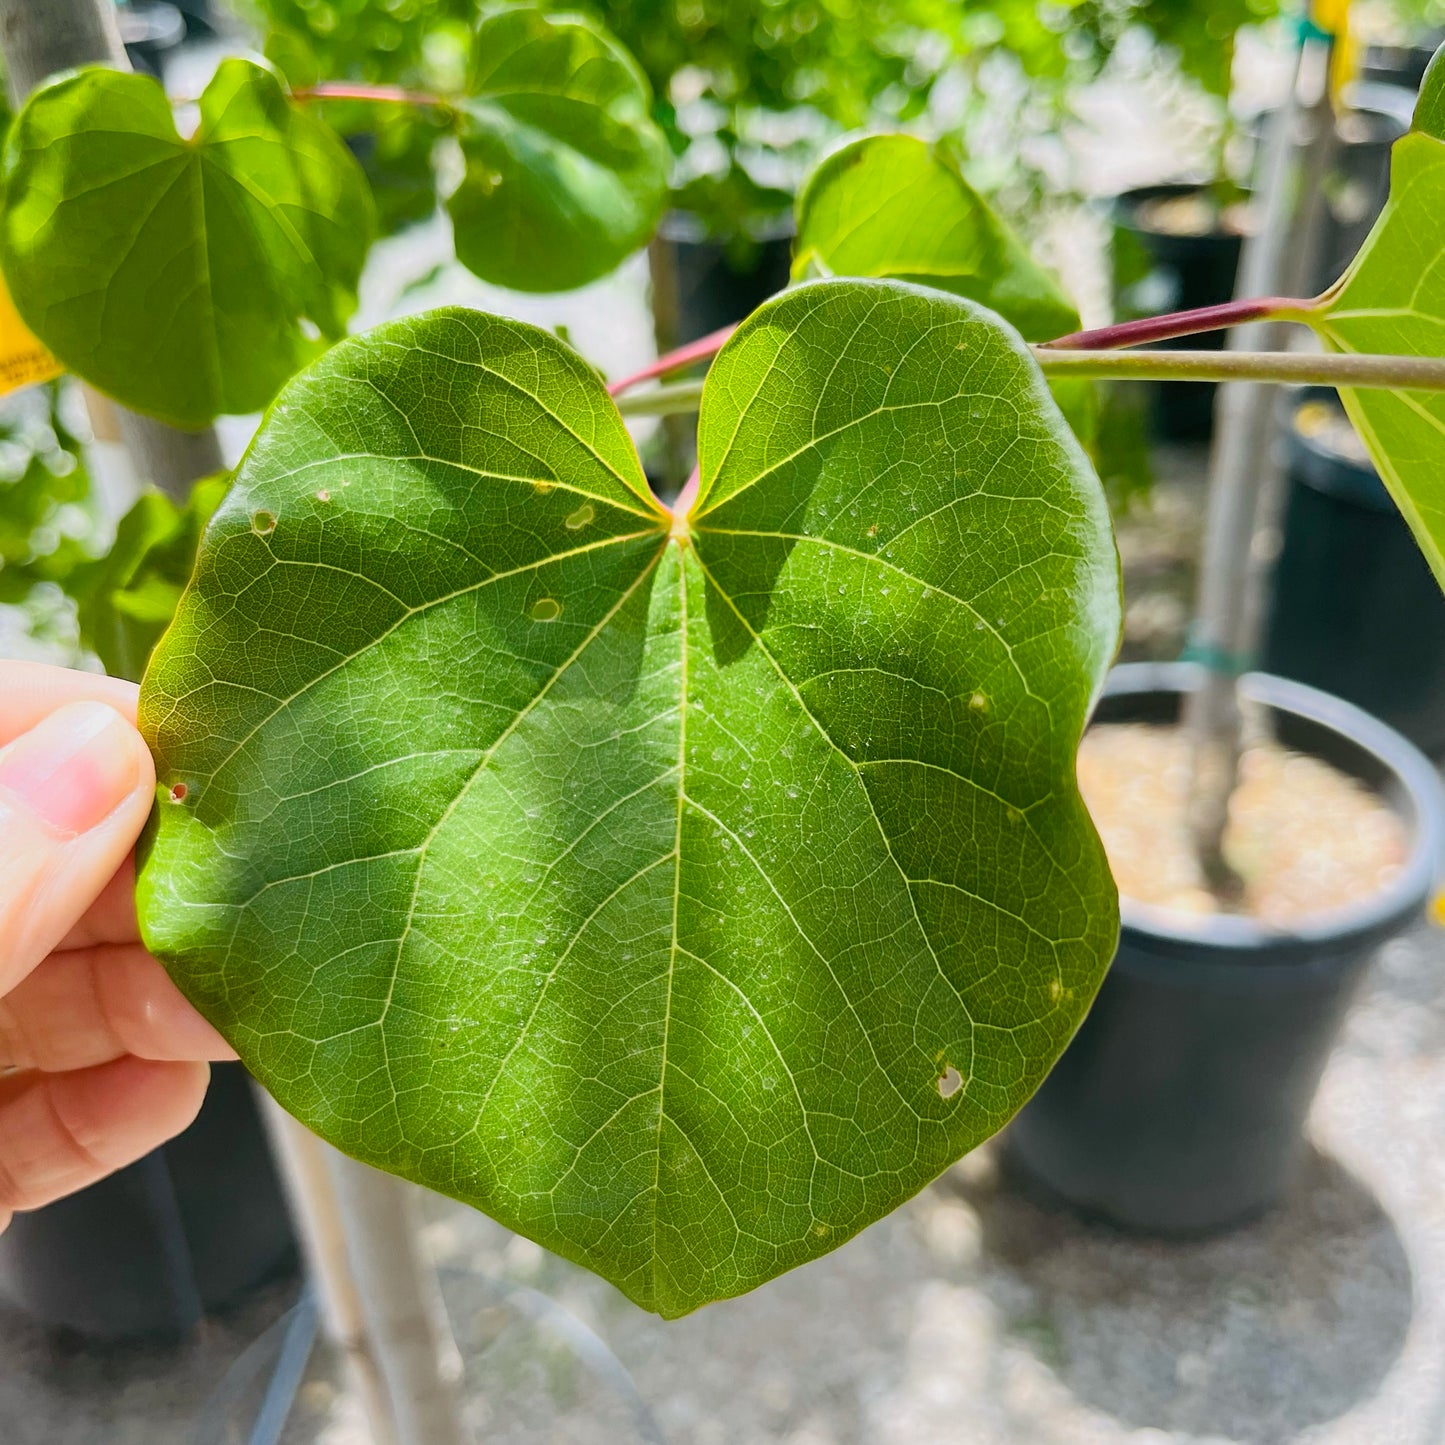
[
  {"left": 0, "top": 60, "right": 374, "bottom": 428},
  {"left": 448, "top": 8, "right": 671, "bottom": 291},
  {"left": 792, "top": 134, "right": 1080, "bottom": 341},
  {"left": 1316, "top": 43, "right": 1445, "bottom": 588},
  {"left": 137, "top": 280, "right": 1119, "bottom": 1316}
]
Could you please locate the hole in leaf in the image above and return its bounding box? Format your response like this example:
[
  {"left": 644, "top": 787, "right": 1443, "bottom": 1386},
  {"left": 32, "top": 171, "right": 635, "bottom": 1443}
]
[
  {"left": 937, "top": 1065, "right": 963, "bottom": 1099},
  {"left": 251, "top": 510, "right": 276, "bottom": 537},
  {"left": 530, "top": 597, "right": 562, "bottom": 622}
]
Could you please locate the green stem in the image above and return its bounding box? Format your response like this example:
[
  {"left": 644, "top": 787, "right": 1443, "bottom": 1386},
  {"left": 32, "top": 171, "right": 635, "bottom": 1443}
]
[
  {"left": 1033, "top": 348, "right": 1445, "bottom": 390},
  {"left": 615, "top": 380, "right": 707, "bottom": 417},
  {"left": 613, "top": 351, "right": 1445, "bottom": 418}
]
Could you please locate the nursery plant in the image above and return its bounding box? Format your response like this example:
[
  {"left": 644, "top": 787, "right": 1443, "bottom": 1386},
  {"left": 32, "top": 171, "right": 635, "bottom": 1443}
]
[
  {"left": 3, "top": 1, "right": 1445, "bottom": 1322},
  {"left": 0, "top": 8, "right": 670, "bottom": 429},
  {"left": 248, "top": 0, "right": 1279, "bottom": 250}
]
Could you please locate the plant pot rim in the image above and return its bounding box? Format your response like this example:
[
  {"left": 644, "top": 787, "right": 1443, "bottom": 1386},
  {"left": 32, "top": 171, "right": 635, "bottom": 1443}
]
[
  {"left": 1095, "top": 662, "right": 1445, "bottom": 952},
  {"left": 1112, "top": 180, "right": 1243, "bottom": 225},
  {"left": 1285, "top": 385, "right": 1394, "bottom": 511},
  {"left": 117, "top": 1, "right": 187, "bottom": 46},
  {"left": 658, "top": 209, "right": 796, "bottom": 247}
]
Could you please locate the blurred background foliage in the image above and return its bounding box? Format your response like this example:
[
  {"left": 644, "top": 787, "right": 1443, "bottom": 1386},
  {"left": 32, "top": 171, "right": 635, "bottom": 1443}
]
[{"left": 245, "top": 0, "right": 1284, "bottom": 241}]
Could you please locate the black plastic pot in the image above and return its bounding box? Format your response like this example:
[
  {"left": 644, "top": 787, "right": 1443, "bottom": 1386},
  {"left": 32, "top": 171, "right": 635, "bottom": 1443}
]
[
  {"left": 1263, "top": 389, "right": 1445, "bottom": 756},
  {"left": 0, "top": 1064, "right": 296, "bottom": 1339},
  {"left": 1361, "top": 37, "right": 1443, "bottom": 90},
  {"left": 1113, "top": 184, "right": 1245, "bottom": 442},
  {"left": 653, "top": 212, "right": 794, "bottom": 345},
  {"left": 1313, "top": 99, "right": 1409, "bottom": 290},
  {"left": 169, "top": 0, "right": 218, "bottom": 39},
  {"left": 1006, "top": 663, "right": 1444, "bottom": 1233},
  {"left": 1244, "top": 98, "right": 1409, "bottom": 291}
]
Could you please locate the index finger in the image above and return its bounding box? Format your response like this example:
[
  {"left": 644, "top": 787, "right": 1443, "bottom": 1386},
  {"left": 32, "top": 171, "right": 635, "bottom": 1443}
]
[{"left": 0, "top": 662, "right": 140, "bottom": 745}]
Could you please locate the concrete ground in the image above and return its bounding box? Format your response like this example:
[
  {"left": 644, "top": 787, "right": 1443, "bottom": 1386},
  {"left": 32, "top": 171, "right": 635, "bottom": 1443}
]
[{"left": 2, "top": 907, "right": 1440, "bottom": 1445}]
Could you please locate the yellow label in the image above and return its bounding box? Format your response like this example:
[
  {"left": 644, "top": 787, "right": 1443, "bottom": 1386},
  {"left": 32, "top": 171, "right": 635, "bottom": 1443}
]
[
  {"left": 1311, "top": 0, "right": 1357, "bottom": 103},
  {"left": 0, "top": 272, "right": 62, "bottom": 397}
]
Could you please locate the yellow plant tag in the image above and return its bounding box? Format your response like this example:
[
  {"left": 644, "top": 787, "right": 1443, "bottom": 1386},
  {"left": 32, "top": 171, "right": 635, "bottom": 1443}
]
[
  {"left": 1430, "top": 890, "right": 1445, "bottom": 928},
  {"left": 0, "top": 273, "right": 61, "bottom": 396}
]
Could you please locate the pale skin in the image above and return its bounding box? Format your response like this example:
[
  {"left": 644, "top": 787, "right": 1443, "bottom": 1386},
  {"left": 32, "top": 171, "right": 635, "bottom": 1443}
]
[{"left": 0, "top": 661, "right": 236, "bottom": 1233}]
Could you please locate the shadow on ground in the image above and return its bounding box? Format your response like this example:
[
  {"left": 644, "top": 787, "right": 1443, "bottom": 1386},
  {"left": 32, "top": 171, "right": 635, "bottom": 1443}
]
[{"left": 952, "top": 1142, "right": 1413, "bottom": 1443}]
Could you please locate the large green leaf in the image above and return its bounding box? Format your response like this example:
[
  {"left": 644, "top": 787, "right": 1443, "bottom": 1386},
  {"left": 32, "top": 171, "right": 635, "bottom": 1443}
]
[
  {"left": 792, "top": 134, "right": 1080, "bottom": 342},
  {"left": 447, "top": 8, "right": 671, "bottom": 292},
  {"left": 0, "top": 60, "right": 374, "bottom": 429},
  {"left": 1315, "top": 44, "right": 1445, "bottom": 587},
  {"left": 137, "top": 280, "right": 1120, "bottom": 1316}
]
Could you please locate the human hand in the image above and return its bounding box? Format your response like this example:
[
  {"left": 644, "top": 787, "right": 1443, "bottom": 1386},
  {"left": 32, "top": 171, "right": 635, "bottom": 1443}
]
[{"left": 0, "top": 661, "right": 236, "bottom": 1232}]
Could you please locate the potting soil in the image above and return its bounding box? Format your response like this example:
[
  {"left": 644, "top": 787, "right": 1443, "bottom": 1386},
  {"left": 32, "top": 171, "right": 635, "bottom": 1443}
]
[{"left": 1078, "top": 723, "right": 1406, "bottom": 923}]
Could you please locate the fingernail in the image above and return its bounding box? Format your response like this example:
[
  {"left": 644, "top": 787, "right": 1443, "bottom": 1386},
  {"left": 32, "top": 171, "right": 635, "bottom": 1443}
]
[{"left": 0, "top": 703, "right": 141, "bottom": 836}]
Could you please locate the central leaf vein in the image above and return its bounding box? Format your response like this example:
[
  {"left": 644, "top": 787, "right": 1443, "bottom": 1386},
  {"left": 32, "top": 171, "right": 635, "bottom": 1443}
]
[
  {"left": 372, "top": 544, "right": 670, "bottom": 1090},
  {"left": 653, "top": 543, "right": 689, "bottom": 1270},
  {"left": 690, "top": 549, "right": 979, "bottom": 1039}
]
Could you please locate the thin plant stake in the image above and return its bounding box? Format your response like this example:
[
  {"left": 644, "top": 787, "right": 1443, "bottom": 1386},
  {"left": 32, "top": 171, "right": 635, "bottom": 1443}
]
[{"left": 1180, "top": 31, "right": 1336, "bottom": 891}]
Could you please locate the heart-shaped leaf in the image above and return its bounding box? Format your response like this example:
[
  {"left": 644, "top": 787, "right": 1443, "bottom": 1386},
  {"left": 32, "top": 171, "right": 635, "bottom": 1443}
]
[
  {"left": 792, "top": 134, "right": 1080, "bottom": 342},
  {"left": 447, "top": 8, "right": 671, "bottom": 292},
  {"left": 1315, "top": 43, "right": 1445, "bottom": 587},
  {"left": 137, "top": 280, "right": 1120, "bottom": 1316},
  {"left": 0, "top": 59, "right": 374, "bottom": 430}
]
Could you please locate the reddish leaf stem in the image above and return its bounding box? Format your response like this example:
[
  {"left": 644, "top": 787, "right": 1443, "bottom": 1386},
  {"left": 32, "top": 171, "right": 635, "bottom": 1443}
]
[
  {"left": 1041, "top": 296, "right": 1319, "bottom": 350},
  {"left": 608, "top": 324, "right": 738, "bottom": 396},
  {"left": 671, "top": 466, "right": 701, "bottom": 522},
  {"left": 612, "top": 296, "right": 1325, "bottom": 401}
]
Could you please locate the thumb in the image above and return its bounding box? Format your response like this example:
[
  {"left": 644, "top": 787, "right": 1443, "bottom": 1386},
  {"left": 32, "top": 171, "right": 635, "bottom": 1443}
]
[{"left": 0, "top": 701, "right": 156, "bottom": 993}]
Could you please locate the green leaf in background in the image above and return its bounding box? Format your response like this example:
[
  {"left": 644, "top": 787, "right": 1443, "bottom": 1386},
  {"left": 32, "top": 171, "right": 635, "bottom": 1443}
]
[
  {"left": 0, "top": 59, "right": 374, "bottom": 429},
  {"left": 792, "top": 134, "right": 1081, "bottom": 342},
  {"left": 448, "top": 8, "right": 671, "bottom": 291},
  {"left": 1413, "top": 41, "right": 1445, "bottom": 144},
  {"left": 137, "top": 281, "right": 1119, "bottom": 1316},
  {"left": 0, "top": 383, "right": 95, "bottom": 603},
  {"left": 1315, "top": 44, "right": 1445, "bottom": 589},
  {"left": 67, "top": 475, "right": 229, "bottom": 683}
]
